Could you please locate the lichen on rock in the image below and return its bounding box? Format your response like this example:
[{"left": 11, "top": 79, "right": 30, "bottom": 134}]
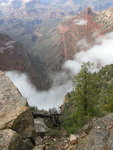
[{"left": 0, "top": 71, "right": 35, "bottom": 150}]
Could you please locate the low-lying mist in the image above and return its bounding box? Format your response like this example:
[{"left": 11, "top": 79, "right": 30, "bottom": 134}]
[
  {"left": 6, "top": 71, "right": 73, "bottom": 110},
  {"left": 64, "top": 33, "right": 113, "bottom": 73},
  {"left": 6, "top": 32, "right": 113, "bottom": 110}
]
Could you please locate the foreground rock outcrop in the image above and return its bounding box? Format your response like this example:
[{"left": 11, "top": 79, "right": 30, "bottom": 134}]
[
  {"left": 75, "top": 113, "right": 113, "bottom": 150},
  {"left": 0, "top": 71, "right": 35, "bottom": 150},
  {"left": 0, "top": 129, "right": 27, "bottom": 150},
  {"left": 35, "top": 113, "right": 113, "bottom": 150}
]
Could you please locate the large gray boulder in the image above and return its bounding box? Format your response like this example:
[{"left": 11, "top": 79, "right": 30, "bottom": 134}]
[
  {"left": 0, "top": 71, "right": 35, "bottom": 139},
  {"left": 75, "top": 113, "right": 113, "bottom": 150}
]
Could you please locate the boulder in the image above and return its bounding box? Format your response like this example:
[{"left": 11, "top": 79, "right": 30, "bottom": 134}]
[
  {"left": 23, "top": 138, "right": 34, "bottom": 150},
  {"left": 75, "top": 113, "right": 113, "bottom": 150},
  {"left": 0, "top": 129, "right": 26, "bottom": 150},
  {"left": 34, "top": 118, "right": 49, "bottom": 133},
  {"left": 69, "top": 134, "right": 78, "bottom": 145},
  {"left": 0, "top": 71, "right": 35, "bottom": 138}
]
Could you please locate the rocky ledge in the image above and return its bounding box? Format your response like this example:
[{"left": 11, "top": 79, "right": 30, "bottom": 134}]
[
  {"left": 0, "top": 71, "right": 35, "bottom": 150},
  {"left": 38, "top": 113, "right": 113, "bottom": 150},
  {"left": 75, "top": 113, "right": 113, "bottom": 150}
]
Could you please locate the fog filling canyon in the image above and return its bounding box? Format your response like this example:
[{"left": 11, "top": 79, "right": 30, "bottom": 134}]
[{"left": 6, "top": 32, "right": 113, "bottom": 110}]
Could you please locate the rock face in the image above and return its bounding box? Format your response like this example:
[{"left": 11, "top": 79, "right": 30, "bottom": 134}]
[
  {"left": 34, "top": 118, "right": 49, "bottom": 133},
  {"left": 34, "top": 7, "right": 113, "bottom": 78},
  {"left": 0, "top": 129, "right": 26, "bottom": 150},
  {"left": 75, "top": 113, "right": 113, "bottom": 150},
  {"left": 0, "top": 33, "right": 50, "bottom": 90},
  {"left": 40, "top": 113, "right": 113, "bottom": 150},
  {"left": 31, "top": 8, "right": 102, "bottom": 75},
  {"left": 0, "top": 71, "right": 35, "bottom": 150}
]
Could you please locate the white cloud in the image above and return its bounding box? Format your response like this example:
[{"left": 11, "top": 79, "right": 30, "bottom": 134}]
[
  {"left": 6, "top": 71, "right": 73, "bottom": 110},
  {"left": 74, "top": 19, "right": 87, "bottom": 25},
  {"left": 64, "top": 32, "right": 113, "bottom": 74}
]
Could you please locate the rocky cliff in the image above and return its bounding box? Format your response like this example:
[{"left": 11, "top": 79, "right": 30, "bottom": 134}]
[
  {"left": 75, "top": 113, "right": 113, "bottom": 150},
  {"left": 0, "top": 71, "right": 35, "bottom": 150},
  {"left": 31, "top": 8, "right": 102, "bottom": 75},
  {"left": 21, "top": 6, "right": 113, "bottom": 80},
  {"left": 0, "top": 33, "right": 50, "bottom": 89}
]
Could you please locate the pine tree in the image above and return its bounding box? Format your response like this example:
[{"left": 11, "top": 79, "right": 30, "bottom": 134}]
[
  {"left": 73, "top": 62, "right": 99, "bottom": 125},
  {"left": 61, "top": 63, "right": 113, "bottom": 134},
  {"left": 62, "top": 62, "right": 101, "bottom": 133}
]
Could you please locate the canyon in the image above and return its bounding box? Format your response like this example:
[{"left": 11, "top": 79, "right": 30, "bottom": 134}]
[
  {"left": 1, "top": 1, "right": 113, "bottom": 150},
  {"left": 1, "top": 5, "right": 113, "bottom": 89}
]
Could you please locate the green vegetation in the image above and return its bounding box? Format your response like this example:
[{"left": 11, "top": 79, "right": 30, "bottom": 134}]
[
  {"left": 61, "top": 63, "right": 113, "bottom": 134},
  {"left": 47, "top": 129, "right": 61, "bottom": 138},
  {"left": 30, "top": 106, "right": 39, "bottom": 113}
]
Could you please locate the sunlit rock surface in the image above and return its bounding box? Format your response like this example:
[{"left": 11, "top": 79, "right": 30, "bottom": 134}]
[{"left": 0, "top": 71, "right": 35, "bottom": 138}]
